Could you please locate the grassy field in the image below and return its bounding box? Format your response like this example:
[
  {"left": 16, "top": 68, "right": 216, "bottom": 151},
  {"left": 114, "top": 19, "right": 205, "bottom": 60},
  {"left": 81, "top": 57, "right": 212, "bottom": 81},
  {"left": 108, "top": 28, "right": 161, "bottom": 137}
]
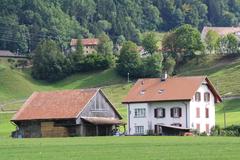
[
  {"left": 0, "top": 113, "right": 15, "bottom": 138},
  {"left": 0, "top": 136, "right": 240, "bottom": 160},
  {"left": 178, "top": 54, "right": 240, "bottom": 96},
  {"left": 0, "top": 58, "right": 126, "bottom": 102},
  {"left": 216, "top": 99, "right": 240, "bottom": 127}
]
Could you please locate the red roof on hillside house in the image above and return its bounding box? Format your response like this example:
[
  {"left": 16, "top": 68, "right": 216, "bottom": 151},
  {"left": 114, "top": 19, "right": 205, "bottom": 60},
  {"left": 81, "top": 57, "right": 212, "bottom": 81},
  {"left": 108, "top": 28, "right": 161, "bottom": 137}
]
[
  {"left": 12, "top": 89, "right": 99, "bottom": 121},
  {"left": 123, "top": 76, "right": 222, "bottom": 104},
  {"left": 201, "top": 27, "right": 240, "bottom": 38},
  {"left": 70, "top": 38, "right": 99, "bottom": 46}
]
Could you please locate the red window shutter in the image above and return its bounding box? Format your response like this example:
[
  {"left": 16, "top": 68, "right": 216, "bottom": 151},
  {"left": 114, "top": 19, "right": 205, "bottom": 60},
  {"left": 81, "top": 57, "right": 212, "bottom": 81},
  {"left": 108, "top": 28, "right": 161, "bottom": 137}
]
[
  {"left": 170, "top": 108, "right": 173, "bottom": 117},
  {"left": 205, "top": 108, "right": 209, "bottom": 118},
  {"left": 154, "top": 109, "right": 157, "bottom": 118},
  {"left": 196, "top": 124, "right": 200, "bottom": 131},
  {"left": 196, "top": 108, "right": 200, "bottom": 118},
  {"left": 206, "top": 124, "right": 209, "bottom": 133},
  {"left": 178, "top": 108, "right": 182, "bottom": 117}
]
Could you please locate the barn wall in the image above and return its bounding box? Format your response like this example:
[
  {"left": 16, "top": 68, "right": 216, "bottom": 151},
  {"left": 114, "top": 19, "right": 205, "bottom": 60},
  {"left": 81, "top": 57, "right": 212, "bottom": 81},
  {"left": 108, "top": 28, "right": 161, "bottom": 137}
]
[
  {"left": 18, "top": 121, "right": 41, "bottom": 138},
  {"left": 78, "top": 91, "right": 120, "bottom": 120}
]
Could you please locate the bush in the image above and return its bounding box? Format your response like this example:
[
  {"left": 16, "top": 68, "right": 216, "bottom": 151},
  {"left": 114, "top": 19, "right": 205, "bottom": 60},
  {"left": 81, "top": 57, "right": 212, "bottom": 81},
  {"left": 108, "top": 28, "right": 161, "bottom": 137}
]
[{"left": 81, "top": 53, "right": 114, "bottom": 72}]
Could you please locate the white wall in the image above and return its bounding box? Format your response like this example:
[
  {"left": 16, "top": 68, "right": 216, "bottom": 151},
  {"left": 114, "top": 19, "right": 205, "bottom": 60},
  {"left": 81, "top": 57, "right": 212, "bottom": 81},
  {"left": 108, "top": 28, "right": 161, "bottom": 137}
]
[
  {"left": 128, "top": 101, "right": 190, "bottom": 135},
  {"left": 189, "top": 83, "right": 215, "bottom": 133},
  {"left": 127, "top": 82, "right": 216, "bottom": 135}
]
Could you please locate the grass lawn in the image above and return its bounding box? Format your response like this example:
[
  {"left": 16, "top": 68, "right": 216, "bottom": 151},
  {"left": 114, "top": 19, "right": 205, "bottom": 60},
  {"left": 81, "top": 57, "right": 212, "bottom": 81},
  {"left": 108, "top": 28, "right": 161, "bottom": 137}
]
[
  {"left": 178, "top": 54, "right": 240, "bottom": 96},
  {"left": 0, "top": 136, "right": 240, "bottom": 160},
  {"left": 0, "top": 113, "right": 15, "bottom": 138},
  {"left": 216, "top": 99, "right": 240, "bottom": 127}
]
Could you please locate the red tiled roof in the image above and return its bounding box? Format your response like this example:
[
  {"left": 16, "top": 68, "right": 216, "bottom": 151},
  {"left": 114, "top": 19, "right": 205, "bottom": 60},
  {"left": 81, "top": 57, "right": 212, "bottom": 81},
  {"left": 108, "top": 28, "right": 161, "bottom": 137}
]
[
  {"left": 123, "top": 76, "right": 222, "bottom": 103},
  {"left": 70, "top": 38, "right": 99, "bottom": 46},
  {"left": 12, "top": 89, "right": 99, "bottom": 121},
  {"left": 202, "top": 27, "right": 240, "bottom": 38}
]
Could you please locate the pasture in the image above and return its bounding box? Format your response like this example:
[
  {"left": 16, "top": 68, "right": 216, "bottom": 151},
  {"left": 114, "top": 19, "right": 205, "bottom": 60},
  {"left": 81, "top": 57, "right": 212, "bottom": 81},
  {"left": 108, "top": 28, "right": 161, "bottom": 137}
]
[{"left": 0, "top": 136, "right": 240, "bottom": 160}]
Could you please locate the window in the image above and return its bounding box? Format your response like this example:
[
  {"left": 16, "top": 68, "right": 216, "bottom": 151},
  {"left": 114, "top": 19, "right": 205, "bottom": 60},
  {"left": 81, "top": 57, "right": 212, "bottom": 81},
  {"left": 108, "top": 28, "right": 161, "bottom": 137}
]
[
  {"left": 196, "top": 123, "right": 200, "bottom": 131},
  {"left": 206, "top": 124, "right": 210, "bottom": 133},
  {"left": 134, "top": 108, "right": 146, "bottom": 118},
  {"left": 154, "top": 108, "right": 165, "bottom": 118},
  {"left": 135, "top": 126, "right": 144, "bottom": 134},
  {"left": 196, "top": 108, "right": 200, "bottom": 118},
  {"left": 195, "top": 92, "right": 201, "bottom": 102},
  {"left": 204, "top": 92, "right": 210, "bottom": 102},
  {"left": 170, "top": 107, "right": 182, "bottom": 118},
  {"left": 205, "top": 108, "right": 209, "bottom": 118}
]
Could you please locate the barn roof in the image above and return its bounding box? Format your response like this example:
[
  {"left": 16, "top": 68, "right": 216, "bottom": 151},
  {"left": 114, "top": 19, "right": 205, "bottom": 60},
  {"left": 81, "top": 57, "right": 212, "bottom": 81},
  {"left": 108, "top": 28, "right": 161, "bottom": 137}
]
[
  {"left": 122, "top": 76, "right": 222, "bottom": 104},
  {"left": 70, "top": 38, "right": 99, "bottom": 46},
  {"left": 12, "top": 89, "right": 99, "bottom": 121}
]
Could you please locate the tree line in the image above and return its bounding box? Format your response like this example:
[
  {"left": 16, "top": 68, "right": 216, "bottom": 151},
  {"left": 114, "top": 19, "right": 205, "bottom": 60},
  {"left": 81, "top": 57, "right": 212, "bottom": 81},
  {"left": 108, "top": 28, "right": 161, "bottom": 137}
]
[{"left": 1, "top": 0, "right": 240, "bottom": 53}]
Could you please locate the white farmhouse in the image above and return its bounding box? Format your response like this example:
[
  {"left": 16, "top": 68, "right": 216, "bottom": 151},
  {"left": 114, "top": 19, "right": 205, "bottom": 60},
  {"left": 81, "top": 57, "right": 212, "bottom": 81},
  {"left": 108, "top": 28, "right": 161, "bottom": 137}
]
[{"left": 122, "top": 74, "right": 222, "bottom": 135}]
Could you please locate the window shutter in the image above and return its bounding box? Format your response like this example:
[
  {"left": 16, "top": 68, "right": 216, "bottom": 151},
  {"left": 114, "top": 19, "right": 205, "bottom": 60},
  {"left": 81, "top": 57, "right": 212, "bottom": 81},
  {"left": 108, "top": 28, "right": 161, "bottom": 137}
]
[
  {"left": 162, "top": 108, "right": 165, "bottom": 117},
  {"left": 178, "top": 108, "right": 182, "bottom": 117},
  {"left": 154, "top": 125, "right": 158, "bottom": 134},
  {"left": 170, "top": 108, "right": 173, "bottom": 117},
  {"left": 154, "top": 109, "right": 158, "bottom": 118}
]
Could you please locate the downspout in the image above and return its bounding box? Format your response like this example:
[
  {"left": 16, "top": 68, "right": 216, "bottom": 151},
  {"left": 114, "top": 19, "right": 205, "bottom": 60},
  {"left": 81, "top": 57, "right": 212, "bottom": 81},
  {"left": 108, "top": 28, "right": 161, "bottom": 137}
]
[
  {"left": 127, "top": 103, "right": 131, "bottom": 135},
  {"left": 182, "top": 102, "right": 188, "bottom": 128}
]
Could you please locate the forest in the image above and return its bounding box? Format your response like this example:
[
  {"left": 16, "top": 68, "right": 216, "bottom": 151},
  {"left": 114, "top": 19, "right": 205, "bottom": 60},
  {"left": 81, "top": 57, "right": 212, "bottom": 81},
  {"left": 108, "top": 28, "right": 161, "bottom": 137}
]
[{"left": 0, "top": 0, "right": 240, "bottom": 53}]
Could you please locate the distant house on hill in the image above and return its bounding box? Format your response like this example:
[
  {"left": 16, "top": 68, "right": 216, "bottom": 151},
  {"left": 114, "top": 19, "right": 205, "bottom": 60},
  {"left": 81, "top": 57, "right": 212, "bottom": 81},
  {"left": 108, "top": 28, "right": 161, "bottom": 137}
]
[
  {"left": 122, "top": 74, "right": 222, "bottom": 136},
  {"left": 11, "top": 88, "right": 124, "bottom": 138},
  {"left": 0, "top": 50, "right": 27, "bottom": 58},
  {"left": 70, "top": 38, "right": 99, "bottom": 54},
  {"left": 201, "top": 26, "right": 240, "bottom": 40}
]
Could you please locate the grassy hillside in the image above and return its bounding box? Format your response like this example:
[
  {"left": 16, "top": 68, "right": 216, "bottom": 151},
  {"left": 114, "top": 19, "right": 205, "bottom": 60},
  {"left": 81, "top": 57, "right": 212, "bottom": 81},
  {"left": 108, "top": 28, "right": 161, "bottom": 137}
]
[
  {"left": 0, "top": 58, "right": 126, "bottom": 102},
  {"left": 0, "top": 136, "right": 240, "bottom": 160},
  {"left": 1, "top": 54, "right": 240, "bottom": 138},
  {"left": 177, "top": 54, "right": 240, "bottom": 96}
]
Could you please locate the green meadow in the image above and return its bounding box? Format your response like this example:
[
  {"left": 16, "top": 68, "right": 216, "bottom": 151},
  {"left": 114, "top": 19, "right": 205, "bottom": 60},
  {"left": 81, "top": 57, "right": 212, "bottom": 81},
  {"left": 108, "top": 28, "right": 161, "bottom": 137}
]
[{"left": 0, "top": 136, "right": 240, "bottom": 160}]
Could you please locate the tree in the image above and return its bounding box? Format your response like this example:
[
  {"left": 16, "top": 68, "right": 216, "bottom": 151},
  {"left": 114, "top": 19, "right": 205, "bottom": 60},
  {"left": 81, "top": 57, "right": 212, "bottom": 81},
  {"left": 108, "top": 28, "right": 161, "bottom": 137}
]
[
  {"left": 217, "top": 34, "right": 239, "bottom": 54},
  {"left": 116, "top": 41, "right": 142, "bottom": 78},
  {"left": 142, "top": 32, "right": 158, "bottom": 55},
  {"left": 32, "top": 40, "right": 67, "bottom": 82},
  {"left": 205, "top": 30, "right": 220, "bottom": 54},
  {"left": 69, "top": 39, "right": 85, "bottom": 72},
  {"left": 163, "top": 56, "right": 176, "bottom": 75},
  {"left": 97, "top": 33, "right": 113, "bottom": 55},
  {"left": 163, "top": 24, "right": 204, "bottom": 63},
  {"left": 141, "top": 53, "right": 163, "bottom": 77}
]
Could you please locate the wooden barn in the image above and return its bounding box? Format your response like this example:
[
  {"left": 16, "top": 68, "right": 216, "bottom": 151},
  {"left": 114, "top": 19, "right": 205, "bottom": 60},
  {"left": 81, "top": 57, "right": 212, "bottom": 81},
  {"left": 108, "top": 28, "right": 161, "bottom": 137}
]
[{"left": 11, "top": 88, "right": 124, "bottom": 138}]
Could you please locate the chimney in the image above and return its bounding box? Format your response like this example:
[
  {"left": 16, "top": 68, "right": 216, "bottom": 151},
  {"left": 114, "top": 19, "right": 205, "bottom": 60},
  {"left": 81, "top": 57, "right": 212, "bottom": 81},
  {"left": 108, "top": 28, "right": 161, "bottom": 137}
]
[{"left": 161, "top": 71, "right": 168, "bottom": 81}]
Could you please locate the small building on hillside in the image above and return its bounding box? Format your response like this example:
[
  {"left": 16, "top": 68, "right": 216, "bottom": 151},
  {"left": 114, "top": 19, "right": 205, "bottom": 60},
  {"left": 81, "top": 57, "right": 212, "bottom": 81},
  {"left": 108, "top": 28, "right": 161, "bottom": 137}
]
[
  {"left": 11, "top": 88, "right": 124, "bottom": 138},
  {"left": 70, "top": 38, "right": 99, "bottom": 54},
  {"left": 201, "top": 26, "right": 240, "bottom": 40},
  {"left": 0, "top": 50, "right": 27, "bottom": 58},
  {"left": 122, "top": 74, "right": 222, "bottom": 136}
]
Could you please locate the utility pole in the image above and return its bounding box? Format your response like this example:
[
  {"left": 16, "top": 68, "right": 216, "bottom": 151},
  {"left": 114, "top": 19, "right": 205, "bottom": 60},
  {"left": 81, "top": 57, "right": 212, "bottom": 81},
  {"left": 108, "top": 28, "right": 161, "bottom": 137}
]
[{"left": 223, "top": 92, "right": 232, "bottom": 128}]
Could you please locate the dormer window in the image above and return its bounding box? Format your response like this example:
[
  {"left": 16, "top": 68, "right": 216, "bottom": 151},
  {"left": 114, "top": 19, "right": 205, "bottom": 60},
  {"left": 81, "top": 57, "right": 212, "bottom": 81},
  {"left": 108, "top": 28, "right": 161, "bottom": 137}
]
[
  {"left": 204, "top": 92, "right": 210, "bottom": 102},
  {"left": 140, "top": 90, "right": 145, "bottom": 95},
  {"left": 195, "top": 92, "right": 201, "bottom": 102}
]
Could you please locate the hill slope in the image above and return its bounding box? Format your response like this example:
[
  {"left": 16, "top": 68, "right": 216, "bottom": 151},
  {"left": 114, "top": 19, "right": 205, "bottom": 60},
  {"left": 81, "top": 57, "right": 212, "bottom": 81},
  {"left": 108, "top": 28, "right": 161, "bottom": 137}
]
[{"left": 1, "top": 55, "right": 240, "bottom": 138}]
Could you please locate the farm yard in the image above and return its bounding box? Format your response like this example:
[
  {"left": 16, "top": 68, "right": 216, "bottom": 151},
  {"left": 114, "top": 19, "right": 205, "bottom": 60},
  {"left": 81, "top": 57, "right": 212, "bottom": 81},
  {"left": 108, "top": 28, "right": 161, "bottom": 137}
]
[{"left": 0, "top": 136, "right": 240, "bottom": 160}]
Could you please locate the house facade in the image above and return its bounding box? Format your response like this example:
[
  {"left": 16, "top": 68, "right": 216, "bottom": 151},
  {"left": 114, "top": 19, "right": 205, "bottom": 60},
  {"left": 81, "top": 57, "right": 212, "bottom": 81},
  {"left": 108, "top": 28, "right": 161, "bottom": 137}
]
[
  {"left": 11, "top": 88, "right": 124, "bottom": 138},
  {"left": 70, "top": 38, "right": 99, "bottom": 54},
  {"left": 123, "top": 75, "right": 222, "bottom": 135},
  {"left": 201, "top": 27, "right": 240, "bottom": 40}
]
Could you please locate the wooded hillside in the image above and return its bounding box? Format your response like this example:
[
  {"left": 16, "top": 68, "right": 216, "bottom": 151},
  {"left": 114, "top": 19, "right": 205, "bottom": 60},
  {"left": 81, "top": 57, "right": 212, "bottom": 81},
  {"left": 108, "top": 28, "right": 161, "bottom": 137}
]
[{"left": 1, "top": 0, "right": 240, "bottom": 53}]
